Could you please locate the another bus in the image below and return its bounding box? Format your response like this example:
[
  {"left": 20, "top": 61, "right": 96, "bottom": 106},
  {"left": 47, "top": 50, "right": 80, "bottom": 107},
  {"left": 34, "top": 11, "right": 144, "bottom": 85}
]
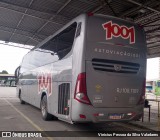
[
  {"left": 152, "top": 81, "right": 160, "bottom": 96},
  {"left": 15, "top": 14, "right": 147, "bottom": 123}
]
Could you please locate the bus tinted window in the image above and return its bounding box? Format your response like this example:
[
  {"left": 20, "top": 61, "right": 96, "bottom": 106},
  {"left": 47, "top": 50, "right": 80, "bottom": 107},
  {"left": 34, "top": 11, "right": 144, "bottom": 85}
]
[
  {"left": 36, "top": 22, "right": 77, "bottom": 66},
  {"left": 38, "top": 38, "right": 59, "bottom": 66},
  {"left": 56, "top": 22, "right": 77, "bottom": 59},
  {"left": 29, "top": 49, "right": 47, "bottom": 68},
  {"left": 22, "top": 22, "right": 77, "bottom": 69},
  {"left": 20, "top": 53, "right": 32, "bottom": 73}
]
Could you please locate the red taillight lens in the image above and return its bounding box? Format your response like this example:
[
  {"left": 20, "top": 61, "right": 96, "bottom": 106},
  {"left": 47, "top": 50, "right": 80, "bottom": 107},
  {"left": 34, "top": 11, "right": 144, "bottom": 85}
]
[
  {"left": 137, "top": 78, "right": 146, "bottom": 105},
  {"left": 79, "top": 114, "right": 86, "bottom": 119},
  {"left": 74, "top": 73, "right": 91, "bottom": 105},
  {"left": 87, "top": 12, "right": 94, "bottom": 16}
]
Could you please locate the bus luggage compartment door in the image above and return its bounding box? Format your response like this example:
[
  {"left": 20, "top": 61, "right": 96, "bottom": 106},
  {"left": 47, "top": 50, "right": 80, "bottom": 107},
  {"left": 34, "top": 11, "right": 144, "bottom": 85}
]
[{"left": 58, "top": 83, "right": 70, "bottom": 115}]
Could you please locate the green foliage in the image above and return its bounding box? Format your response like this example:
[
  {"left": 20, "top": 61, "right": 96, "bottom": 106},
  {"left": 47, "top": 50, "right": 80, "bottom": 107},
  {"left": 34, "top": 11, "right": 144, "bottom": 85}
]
[
  {"left": 0, "top": 70, "right": 9, "bottom": 80},
  {"left": 155, "top": 81, "right": 160, "bottom": 96},
  {"left": 0, "top": 70, "right": 8, "bottom": 74}
]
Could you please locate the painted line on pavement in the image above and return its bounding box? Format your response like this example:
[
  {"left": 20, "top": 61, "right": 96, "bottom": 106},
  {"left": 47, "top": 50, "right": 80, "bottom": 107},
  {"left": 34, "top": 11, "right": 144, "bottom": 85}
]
[{"left": 4, "top": 99, "right": 53, "bottom": 140}]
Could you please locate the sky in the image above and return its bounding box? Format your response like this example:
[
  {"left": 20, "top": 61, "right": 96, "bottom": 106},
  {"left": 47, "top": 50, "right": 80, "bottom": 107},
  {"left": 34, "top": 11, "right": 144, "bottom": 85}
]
[
  {"left": 146, "top": 57, "right": 159, "bottom": 80},
  {"left": 0, "top": 41, "right": 159, "bottom": 79},
  {"left": 0, "top": 42, "right": 30, "bottom": 74}
]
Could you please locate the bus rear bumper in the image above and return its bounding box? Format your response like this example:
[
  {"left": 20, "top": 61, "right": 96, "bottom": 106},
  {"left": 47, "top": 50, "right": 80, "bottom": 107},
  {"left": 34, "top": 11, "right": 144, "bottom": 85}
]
[{"left": 71, "top": 100, "right": 143, "bottom": 123}]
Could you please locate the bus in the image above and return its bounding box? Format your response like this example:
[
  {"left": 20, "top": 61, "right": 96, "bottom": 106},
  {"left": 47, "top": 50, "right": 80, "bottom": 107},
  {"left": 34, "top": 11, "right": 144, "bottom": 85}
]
[
  {"left": 145, "top": 80, "right": 160, "bottom": 96},
  {"left": 15, "top": 13, "right": 147, "bottom": 123},
  {"left": 153, "top": 81, "right": 160, "bottom": 96},
  {"left": 5, "top": 79, "right": 16, "bottom": 87}
]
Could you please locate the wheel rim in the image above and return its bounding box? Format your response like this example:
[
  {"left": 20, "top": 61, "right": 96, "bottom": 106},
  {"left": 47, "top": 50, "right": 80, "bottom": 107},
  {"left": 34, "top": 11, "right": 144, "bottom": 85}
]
[{"left": 41, "top": 99, "right": 46, "bottom": 116}]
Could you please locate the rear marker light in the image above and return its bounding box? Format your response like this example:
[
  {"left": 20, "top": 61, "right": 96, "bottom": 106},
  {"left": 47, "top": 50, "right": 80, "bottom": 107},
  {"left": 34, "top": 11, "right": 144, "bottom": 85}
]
[
  {"left": 64, "top": 107, "right": 68, "bottom": 111},
  {"left": 127, "top": 112, "right": 136, "bottom": 116},
  {"left": 93, "top": 113, "right": 104, "bottom": 117},
  {"left": 87, "top": 12, "right": 94, "bottom": 16},
  {"left": 127, "top": 113, "right": 132, "bottom": 116},
  {"left": 79, "top": 114, "right": 86, "bottom": 119}
]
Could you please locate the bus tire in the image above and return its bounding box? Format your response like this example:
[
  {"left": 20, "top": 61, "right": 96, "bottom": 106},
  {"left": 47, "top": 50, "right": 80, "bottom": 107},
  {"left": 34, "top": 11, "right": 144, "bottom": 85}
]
[
  {"left": 40, "top": 95, "right": 53, "bottom": 121},
  {"left": 19, "top": 93, "right": 25, "bottom": 104}
]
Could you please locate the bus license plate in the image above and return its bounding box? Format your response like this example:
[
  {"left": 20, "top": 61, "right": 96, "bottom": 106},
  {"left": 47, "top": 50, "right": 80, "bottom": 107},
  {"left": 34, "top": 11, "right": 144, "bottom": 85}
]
[{"left": 109, "top": 114, "right": 122, "bottom": 120}]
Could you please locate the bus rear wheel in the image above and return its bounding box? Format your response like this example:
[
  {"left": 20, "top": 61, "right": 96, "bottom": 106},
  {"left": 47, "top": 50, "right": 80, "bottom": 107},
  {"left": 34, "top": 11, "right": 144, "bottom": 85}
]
[{"left": 40, "top": 95, "right": 53, "bottom": 121}]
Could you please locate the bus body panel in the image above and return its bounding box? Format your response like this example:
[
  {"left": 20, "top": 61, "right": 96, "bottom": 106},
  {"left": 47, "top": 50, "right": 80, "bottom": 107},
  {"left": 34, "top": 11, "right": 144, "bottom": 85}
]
[
  {"left": 71, "top": 99, "right": 143, "bottom": 122},
  {"left": 85, "top": 15, "right": 146, "bottom": 108},
  {"left": 49, "top": 56, "right": 72, "bottom": 118}
]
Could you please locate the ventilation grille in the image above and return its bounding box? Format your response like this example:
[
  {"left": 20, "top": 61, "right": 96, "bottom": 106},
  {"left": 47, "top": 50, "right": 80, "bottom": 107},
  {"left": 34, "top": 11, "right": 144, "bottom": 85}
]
[
  {"left": 92, "top": 58, "right": 140, "bottom": 74},
  {"left": 58, "top": 83, "right": 70, "bottom": 115}
]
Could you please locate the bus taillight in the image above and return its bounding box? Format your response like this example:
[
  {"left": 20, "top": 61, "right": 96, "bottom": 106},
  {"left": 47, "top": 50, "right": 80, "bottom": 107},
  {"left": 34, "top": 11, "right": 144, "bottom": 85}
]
[
  {"left": 74, "top": 73, "right": 91, "bottom": 105},
  {"left": 87, "top": 12, "right": 94, "bottom": 16}
]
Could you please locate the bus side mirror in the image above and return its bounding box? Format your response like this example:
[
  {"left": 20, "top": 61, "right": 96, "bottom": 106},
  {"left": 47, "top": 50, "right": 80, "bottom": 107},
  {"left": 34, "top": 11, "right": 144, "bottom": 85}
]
[
  {"left": 15, "top": 66, "right": 21, "bottom": 85},
  {"left": 15, "top": 66, "right": 21, "bottom": 77}
]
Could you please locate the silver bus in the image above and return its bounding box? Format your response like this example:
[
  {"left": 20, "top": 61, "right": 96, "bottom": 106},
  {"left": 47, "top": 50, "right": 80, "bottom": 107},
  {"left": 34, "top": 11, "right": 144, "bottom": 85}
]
[{"left": 16, "top": 14, "right": 147, "bottom": 123}]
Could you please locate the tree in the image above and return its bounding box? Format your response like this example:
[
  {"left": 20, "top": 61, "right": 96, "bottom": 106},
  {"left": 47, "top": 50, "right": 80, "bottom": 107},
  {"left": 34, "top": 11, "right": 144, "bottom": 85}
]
[
  {"left": 0, "top": 70, "right": 8, "bottom": 74},
  {"left": 0, "top": 70, "right": 9, "bottom": 81}
]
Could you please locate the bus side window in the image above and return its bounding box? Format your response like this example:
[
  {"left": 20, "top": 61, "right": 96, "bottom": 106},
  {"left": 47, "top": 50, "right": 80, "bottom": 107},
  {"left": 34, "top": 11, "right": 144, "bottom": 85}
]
[
  {"left": 29, "top": 22, "right": 77, "bottom": 67},
  {"left": 20, "top": 53, "right": 33, "bottom": 73},
  {"left": 38, "top": 37, "right": 59, "bottom": 66},
  {"left": 56, "top": 22, "right": 77, "bottom": 60},
  {"left": 15, "top": 66, "right": 20, "bottom": 78},
  {"left": 75, "top": 22, "right": 81, "bottom": 37},
  {"left": 15, "top": 66, "right": 21, "bottom": 85}
]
